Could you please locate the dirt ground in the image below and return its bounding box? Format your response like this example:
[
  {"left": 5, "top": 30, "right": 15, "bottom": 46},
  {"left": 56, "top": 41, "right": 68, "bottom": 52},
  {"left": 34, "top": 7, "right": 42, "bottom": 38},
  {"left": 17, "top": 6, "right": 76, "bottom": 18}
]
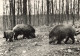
[{"left": 0, "top": 23, "right": 80, "bottom": 56}]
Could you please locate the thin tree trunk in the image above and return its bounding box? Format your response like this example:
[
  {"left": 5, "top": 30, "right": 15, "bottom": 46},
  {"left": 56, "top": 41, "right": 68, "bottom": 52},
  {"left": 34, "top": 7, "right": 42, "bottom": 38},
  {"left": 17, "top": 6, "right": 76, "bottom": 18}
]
[
  {"left": 42, "top": 0, "right": 43, "bottom": 25},
  {"left": 78, "top": 0, "right": 80, "bottom": 20},
  {"left": 34, "top": 0, "right": 35, "bottom": 15},
  {"left": 9, "top": 0, "right": 15, "bottom": 29},
  {"left": 52, "top": 0, "right": 53, "bottom": 14},
  {"left": 9, "top": 0, "right": 12, "bottom": 15},
  {"left": 38, "top": 0, "right": 39, "bottom": 25},
  {"left": 28, "top": 0, "right": 31, "bottom": 25},
  {"left": 47, "top": 0, "right": 49, "bottom": 26},
  {"left": 20, "top": 0, "right": 22, "bottom": 23},
  {"left": 59, "top": 0, "right": 60, "bottom": 24},
  {"left": 17, "top": 0, "right": 19, "bottom": 15},
  {"left": 35, "top": 0, "right": 37, "bottom": 25},
  {"left": 73, "top": 0, "right": 75, "bottom": 25},
  {"left": 12, "top": 0, "right": 15, "bottom": 28},
  {"left": 66, "top": 0, "right": 69, "bottom": 23},
  {"left": 50, "top": 0, "right": 54, "bottom": 25},
  {"left": 55, "top": 0, "right": 57, "bottom": 24},
  {"left": 62, "top": 0, "right": 64, "bottom": 23},
  {"left": 42, "top": 0, "right": 43, "bottom": 14},
  {"left": 70, "top": 0, "right": 72, "bottom": 20},
  {"left": 3, "top": 0, "right": 6, "bottom": 31},
  {"left": 23, "top": 0, "right": 27, "bottom": 24},
  {"left": 20, "top": 0, "right": 22, "bottom": 15},
  {"left": 33, "top": 0, "right": 35, "bottom": 25}
]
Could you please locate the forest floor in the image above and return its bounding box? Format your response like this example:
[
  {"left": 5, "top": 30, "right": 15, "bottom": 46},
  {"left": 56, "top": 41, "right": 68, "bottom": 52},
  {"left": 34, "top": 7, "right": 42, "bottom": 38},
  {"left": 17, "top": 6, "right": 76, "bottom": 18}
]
[{"left": 0, "top": 20, "right": 80, "bottom": 56}]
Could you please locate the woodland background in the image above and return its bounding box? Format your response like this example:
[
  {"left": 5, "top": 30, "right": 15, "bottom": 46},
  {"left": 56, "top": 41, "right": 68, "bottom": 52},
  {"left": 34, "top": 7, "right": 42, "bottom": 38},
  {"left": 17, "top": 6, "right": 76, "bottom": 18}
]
[{"left": 3, "top": 0, "right": 80, "bottom": 30}]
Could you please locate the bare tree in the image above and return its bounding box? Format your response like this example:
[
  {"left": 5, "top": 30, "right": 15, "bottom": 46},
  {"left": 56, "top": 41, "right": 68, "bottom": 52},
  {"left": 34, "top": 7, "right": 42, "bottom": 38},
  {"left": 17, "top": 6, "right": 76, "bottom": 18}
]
[
  {"left": 78, "top": 0, "right": 80, "bottom": 20},
  {"left": 12, "top": 0, "right": 16, "bottom": 27},
  {"left": 59, "top": 0, "right": 61, "bottom": 24},
  {"left": 9, "top": 0, "right": 12, "bottom": 29},
  {"left": 66, "top": 0, "right": 69, "bottom": 23},
  {"left": 33, "top": 0, "right": 35, "bottom": 25},
  {"left": 38, "top": 0, "right": 40, "bottom": 25},
  {"left": 23, "top": 0, "right": 27, "bottom": 24},
  {"left": 9, "top": 0, "right": 15, "bottom": 29},
  {"left": 47, "top": 0, "right": 49, "bottom": 26},
  {"left": 42, "top": 0, "right": 43, "bottom": 14},
  {"left": 62, "top": 0, "right": 64, "bottom": 23},
  {"left": 54, "top": 0, "right": 57, "bottom": 24},
  {"left": 3, "top": 0, "right": 6, "bottom": 31},
  {"left": 28, "top": 0, "right": 31, "bottom": 24},
  {"left": 72, "top": 0, "right": 75, "bottom": 25},
  {"left": 70, "top": 0, "right": 72, "bottom": 19},
  {"left": 51, "top": 0, "right": 53, "bottom": 14},
  {"left": 20, "top": 0, "right": 22, "bottom": 15},
  {"left": 41, "top": 0, "right": 43, "bottom": 25},
  {"left": 17, "top": 0, "right": 19, "bottom": 15},
  {"left": 9, "top": 0, "right": 12, "bottom": 15}
]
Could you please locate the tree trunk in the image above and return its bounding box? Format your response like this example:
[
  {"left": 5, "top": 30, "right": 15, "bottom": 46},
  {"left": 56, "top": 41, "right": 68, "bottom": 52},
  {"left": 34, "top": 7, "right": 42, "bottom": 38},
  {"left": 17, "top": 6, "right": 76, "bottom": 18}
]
[
  {"left": 70, "top": 0, "right": 72, "bottom": 20},
  {"left": 23, "top": 0, "right": 27, "bottom": 24},
  {"left": 12, "top": 0, "right": 15, "bottom": 28},
  {"left": 78, "top": 0, "right": 80, "bottom": 20},
  {"left": 20, "top": 0, "right": 22, "bottom": 15},
  {"left": 33, "top": 0, "right": 35, "bottom": 25},
  {"left": 62, "top": 0, "right": 64, "bottom": 23},
  {"left": 28, "top": 0, "right": 31, "bottom": 25},
  {"left": 72, "top": 0, "right": 75, "bottom": 25},
  {"left": 52, "top": 0, "right": 53, "bottom": 14},
  {"left": 9, "top": 0, "right": 15, "bottom": 29},
  {"left": 47, "top": 0, "right": 49, "bottom": 26},
  {"left": 59, "top": 0, "right": 60, "bottom": 24},
  {"left": 17, "top": 0, "right": 19, "bottom": 15},
  {"left": 38, "top": 0, "right": 39, "bottom": 25},
  {"left": 42, "top": 0, "right": 43, "bottom": 14},
  {"left": 3, "top": 0, "right": 6, "bottom": 31},
  {"left": 66, "top": 0, "right": 69, "bottom": 23}
]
